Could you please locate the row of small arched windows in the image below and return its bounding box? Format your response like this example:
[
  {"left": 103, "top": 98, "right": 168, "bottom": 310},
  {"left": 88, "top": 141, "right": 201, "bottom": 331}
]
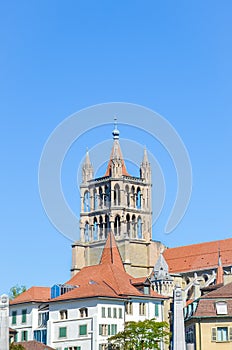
[{"left": 83, "top": 185, "right": 142, "bottom": 212}]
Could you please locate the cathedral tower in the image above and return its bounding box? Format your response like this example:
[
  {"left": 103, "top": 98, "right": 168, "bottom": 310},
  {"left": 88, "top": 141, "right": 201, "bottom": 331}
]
[{"left": 71, "top": 120, "right": 165, "bottom": 278}]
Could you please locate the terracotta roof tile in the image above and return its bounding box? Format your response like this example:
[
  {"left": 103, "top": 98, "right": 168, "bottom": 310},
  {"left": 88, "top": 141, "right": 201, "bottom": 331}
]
[
  {"left": 10, "top": 287, "right": 50, "bottom": 305},
  {"left": 164, "top": 238, "right": 232, "bottom": 273},
  {"left": 16, "top": 341, "right": 55, "bottom": 350}
]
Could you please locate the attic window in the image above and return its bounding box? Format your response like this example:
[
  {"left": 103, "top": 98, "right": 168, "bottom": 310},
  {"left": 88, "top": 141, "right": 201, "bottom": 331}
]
[
  {"left": 60, "top": 310, "right": 67, "bottom": 320},
  {"left": 144, "top": 286, "right": 150, "bottom": 295},
  {"left": 79, "top": 307, "right": 88, "bottom": 318},
  {"left": 216, "top": 301, "right": 228, "bottom": 315}
]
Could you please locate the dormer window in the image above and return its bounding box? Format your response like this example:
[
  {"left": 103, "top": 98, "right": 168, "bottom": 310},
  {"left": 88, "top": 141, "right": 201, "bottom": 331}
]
[
  {"left": 79, "top": 307, "right": 88, "bottom": 318},
  {"left": 60, "top": 310, "right": 67, "bottom": 320},
  {"left": 215, "top": 301, "right": 228, "bottom": 315}
]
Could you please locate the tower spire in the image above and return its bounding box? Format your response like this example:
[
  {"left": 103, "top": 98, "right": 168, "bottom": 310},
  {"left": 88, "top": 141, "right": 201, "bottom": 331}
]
[
  {"left": 82, "top": 148, "right": 94, "bottom": 183},
  {"left": 112, "top": 116, "right": 120, "bottom": 140}
]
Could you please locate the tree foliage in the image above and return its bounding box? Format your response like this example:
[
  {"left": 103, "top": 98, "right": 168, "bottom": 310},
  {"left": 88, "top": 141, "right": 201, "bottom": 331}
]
[
  {"left": 108, "top": 318, "right": 170, "bottom": 350},
  {"left": 10, "top": 343, "right": 25, "bottom": 350},
  {"left": 9, "top": 285, "right": 26, "bottom": 300}
]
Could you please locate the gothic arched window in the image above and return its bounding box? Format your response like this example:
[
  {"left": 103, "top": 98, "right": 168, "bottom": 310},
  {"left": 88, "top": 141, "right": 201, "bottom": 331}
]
[
  {"left": 136, "top": 187, "right": 141, "bottom": 209},
  {"left": 99, "top": 216, "right": 103, "bottom": 239},
  {"left": 105, "top": 215, "right": 110, "bottom": 237},
  {"left": 85, "top": 222, "right": 89, "bottom": 242},
  {"left": 114, "top": 215, "right": 121, "bottom": 236},
  {"left": 131, "top": 186, "right": 135, "bottom": 208},
  {"left": 105, "top": 185, "right": 110, "bottom": 207},
  {"left": 94, "top": 189, "right": 98, "bottom": 210},
  {"left": 137, "top": 216, "right": 142, "bottom": 239},
  {"left": 93, "top": 217, "right": 98, "bottom": 241},
  {"left": 84, "top": 191, "right": 90, "bottom": 212},
  {"left": 132, "top": 215, "right": 136, "bottom": 238},
  {"left": 99, "top": 187, "right": 103, "bottom": 208},
  {"left": 114, "top": 184, "right": 120, "bottom": 206},
  {"left": 125, "top": 185, "right": 130, "bottom": 207},
  {"left": 126, "top": 214, "right": 130, "bottom": 236}
]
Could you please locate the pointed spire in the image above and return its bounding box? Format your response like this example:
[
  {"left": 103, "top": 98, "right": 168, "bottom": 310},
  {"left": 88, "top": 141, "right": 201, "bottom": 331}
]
[
  {"left": 216, "top": 247, "right": 224, "bottom": 285},
  {"left": 100, "top": 232, "right": 125, "bottom": 271},
  {"left": 104, "top": 118, "right": 130, "bottom": 177},
  {"left": 142, "top": 147, "right": 149, "bottom": 164},
  {"left": 82, "top": 148, "right": 94, "bottom": 182}
]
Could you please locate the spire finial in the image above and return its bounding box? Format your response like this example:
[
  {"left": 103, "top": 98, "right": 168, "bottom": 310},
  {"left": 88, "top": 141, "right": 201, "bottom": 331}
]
[{"left": 112, "top": 116, "right": 120, "bottom": 140}]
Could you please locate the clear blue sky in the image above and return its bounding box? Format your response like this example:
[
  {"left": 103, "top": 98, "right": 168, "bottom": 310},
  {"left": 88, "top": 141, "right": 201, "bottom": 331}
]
[{"left": 1, "top": 1, "right": 231, "bottom": 294}]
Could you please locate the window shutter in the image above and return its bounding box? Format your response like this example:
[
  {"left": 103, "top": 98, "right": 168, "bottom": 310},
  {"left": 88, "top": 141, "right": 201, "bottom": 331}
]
[
  {"left": 229, "top": 327, "right": 232, "bottom": 341},
  {"left": 211, "top": 327, "right": 216, "bottom": 342},
  {"left": 108, "top": 324, "right": 111, "bottom": 336},
  {"left": 99, "top": 324, "right": 102, "bottom": 335}
]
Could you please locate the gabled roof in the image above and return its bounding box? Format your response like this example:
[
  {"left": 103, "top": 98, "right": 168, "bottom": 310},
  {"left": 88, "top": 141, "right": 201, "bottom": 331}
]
[
  {"left": 164, "top": 238, "right": 232, "bottom": 273},
  {"left": 10, "top": 287, "right": 50, "bottom": 305},
  {"left": 52, "top": 232, "right": 164, "bottom": 301}
]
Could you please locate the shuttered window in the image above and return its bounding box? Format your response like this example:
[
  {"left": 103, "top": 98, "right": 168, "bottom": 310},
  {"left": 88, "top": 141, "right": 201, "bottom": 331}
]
[
  {"left": 59, "top": 327, "right": 67, "bottom": 338},
  {"left": 211, "top": 327, "right": 216, "bottom": 342}
]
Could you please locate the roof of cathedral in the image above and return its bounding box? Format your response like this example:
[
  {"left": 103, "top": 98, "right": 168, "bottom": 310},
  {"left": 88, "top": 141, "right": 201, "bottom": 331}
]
[
  {"left": 52, "top": 232, "right": 165, "bottom": 301},
  {"left": 164, "top": 238, "right": 232, "bottom": 273},
  {"left": 10, "top": 286, "right": 50, "bottom": 305}
]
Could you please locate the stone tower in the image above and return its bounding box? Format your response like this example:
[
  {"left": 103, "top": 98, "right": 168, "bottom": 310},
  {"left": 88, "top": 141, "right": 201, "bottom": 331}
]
[{"left": 71, "top": 120, "right": 165, "bottom": 278}]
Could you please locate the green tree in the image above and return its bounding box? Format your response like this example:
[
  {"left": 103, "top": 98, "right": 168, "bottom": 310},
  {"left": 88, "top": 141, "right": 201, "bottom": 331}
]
[
  {"left": 10, "top": 343, "right": 25, "bottom": 350},
  {"left": 9, "top": 285, "right": 26, "bottom": 300},
  {"left": 108, "top": 318, "right": 170, "bottom": 350}
]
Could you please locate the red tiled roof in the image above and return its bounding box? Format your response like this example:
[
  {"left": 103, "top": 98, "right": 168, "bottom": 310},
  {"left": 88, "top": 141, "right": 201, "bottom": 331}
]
[
  {"left": 16, "top": 341, "right": 55, "bottom": 350},
  {"left": 104, "top": 140, "right": 130, "bottom": 176},
  {"left": 164, "top": 238, "right": 232, "bottom": 273},
  {"left": 202, "top": 281, "right": 232, "bottom": 299},
  {"left": 52, "top": 233, "right": 164, "bottom": 301},
  {"left": 10, "top": 287, "right": 50, "bottom": 305}
]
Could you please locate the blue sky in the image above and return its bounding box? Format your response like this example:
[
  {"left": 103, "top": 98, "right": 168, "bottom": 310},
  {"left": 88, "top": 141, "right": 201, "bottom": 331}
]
[{"left": 1, "top": 1, "right": 232, "bottom": 294}]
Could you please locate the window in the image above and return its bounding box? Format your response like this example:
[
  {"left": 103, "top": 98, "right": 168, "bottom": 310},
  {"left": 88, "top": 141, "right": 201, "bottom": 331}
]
[
  {"left": 14, "top": 333, "right": 18, "bottom": 342},
  {"left": 113, "top": 308, "right": 117, "bottom": 318},
  {"left": 108, "top": 307, "right": 111, "bottom": 318},
  {"left": 139, "top": 302, "right": 146, "bottom": 316},
  {"left": 144, "top": 286, "right": 150, "bottom": 295},
  {"left": 59, "top": 327, "right": 67, "bottom": 338},
  {"left": 119, "top": 308, "right": 123, "bottom": 319},
  {"left": 99, "top": 324, "right": 108, "bottom": 336},
  {"left": 12, "top": 311, "right": 17, "bottom": 325},
  {"left": 22, "top": 309, "right": 27, "bottom": 323},
  {"left": 79, "top": 324, "right": 87, "bottom": 336},
  {"left": 125, "top": 302, "right": 133, "bottom": 315},
  {"left": 216, "top": 301, "right": 228, "bottom": 315},
  {"left": 79, "top": 307, "right": 88, "bottom": 318},
  {"left": 84, "top": 191, "right": 90, "bottom": 212},
  {"left": 99, "top": 344, "right": 107, "bottom": 350},
  {"left": 101, "top": 307, "right": 106, "bottom": 318},
  {"left": 59, "top": 310, "right": 67, "bottom": 320},
  {"left": 111, "top": 324, "right": 117, "bottom": 336},
  {"left": 155, "top": 303, "right": 159, "bottom": 317},
  {"left": 212, "top": 327, "right": 232, "bottom": 342},
  {"left": 21, "top": 330, "right": 28, "bottom": 341}
]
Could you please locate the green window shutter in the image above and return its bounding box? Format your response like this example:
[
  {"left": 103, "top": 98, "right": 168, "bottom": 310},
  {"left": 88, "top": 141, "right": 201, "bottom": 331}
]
[
  {"left": 211, "top": 327, "right": 216, "bottom": 342},
  {"left": 111, "top": 324, "right": 117, "bottom": 335},
  {"left": 108, "top": 308, "right": 111, "bottom": 318},
  {"left": 59, "top": 327, "right": 67, "bottom": 338},
  {"left": 101, "top": 307, "right": 106, "bottom": 318},
  {"left": 155, "top": 303, "right": 159, "bottom": 317},
  {"left": 99, "top": 324, "right": 102, "bottom": 335},
  {"left": 22, "top": 309, "right": 27, "bottom": 323},
  {"left": 119, "top": 308, "right": 122, "bottom": 318},
  {"left": 113, "top": 308, "right": 117, "bottom": 318},
  {"left": 79, "top": 324, "right": 87, "bottom": 336},
  {"left": 108, "top": 324, "right": 111, "bottom": 335},
  {"left": 25, "top": 331, "right": 28, "bottom": 341},
  {"left": 12, "top": 311, "right": 17, "bottom": 325}
]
